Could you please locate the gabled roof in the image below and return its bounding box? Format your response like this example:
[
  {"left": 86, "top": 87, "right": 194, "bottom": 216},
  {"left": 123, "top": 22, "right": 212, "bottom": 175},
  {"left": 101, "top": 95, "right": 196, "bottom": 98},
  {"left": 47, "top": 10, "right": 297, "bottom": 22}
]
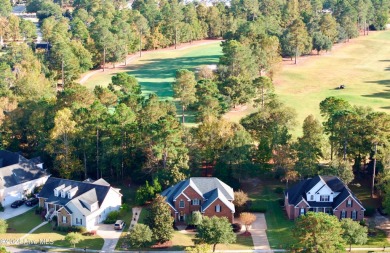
[
  {"left": 0, "top": 150, "right": 49, "bottom": 188},
  {"left": 38, "top": 177, "right": 112, "bottom": 207},
  {"left": 66, "top": 189, "right": 100, "bottom": 216},
  {"left": 286, "top": 175, "right": 364, "bottom": 210},
  {"left": 202, "top": 188, "right": 235, "bottom": 212},
  {"left": 161, "top": 177, "right": 235, "bottom": 213}
]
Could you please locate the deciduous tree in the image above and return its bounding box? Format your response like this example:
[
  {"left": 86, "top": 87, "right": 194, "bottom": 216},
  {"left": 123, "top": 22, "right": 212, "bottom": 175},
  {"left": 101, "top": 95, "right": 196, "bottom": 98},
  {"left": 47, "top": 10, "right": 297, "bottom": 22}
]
[
  {"left": 128, "top": 224, "right": 153, "bottom": 248},
  {"left": 240, "top": 212, "right": 256, "bottom": 232},
  {"left": 293, "top": 212, "right": 344, "bottom": 253},
  {"left": 196, "top": 216, "right": 236, "bottom": 252},
  {"left": 341, "top": 218, "right": 368, "bottom": 252}
]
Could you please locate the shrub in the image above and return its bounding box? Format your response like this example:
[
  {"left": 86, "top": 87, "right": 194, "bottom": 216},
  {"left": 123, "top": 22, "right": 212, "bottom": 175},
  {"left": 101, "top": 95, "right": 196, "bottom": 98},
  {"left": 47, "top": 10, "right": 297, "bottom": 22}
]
[
  {"left": 231, "top": 223, "right": 242, "bottom": 233},
  {"left": 35, "top": 207, "right": 44, "bottom": 215},
  {"left": 135, "top": 179, "right": 162, "bottom": 205},
  {"left": 104, "top": 210, "right": 120, "bottom": 224},
  {"left": 274, "top": 187, "right": 284, "bottom": 194},
  {"left": 128, "top": 224, "right": 152, "bottom": 248},
  {"left": 186, "top": 211, "right": 202, "bottom": 226},
  {"left": 365, "top": 207, "right": 375, "bottom": 217},
  {"left": 71, "top": 226, "right": 87, "bottom": 234}
]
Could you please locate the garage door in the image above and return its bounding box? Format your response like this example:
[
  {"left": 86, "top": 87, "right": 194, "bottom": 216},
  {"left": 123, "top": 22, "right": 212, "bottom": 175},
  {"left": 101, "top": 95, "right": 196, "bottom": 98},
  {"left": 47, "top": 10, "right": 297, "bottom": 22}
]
[{"left": 3, "top": 191, "right": 22, "bottom": 206}]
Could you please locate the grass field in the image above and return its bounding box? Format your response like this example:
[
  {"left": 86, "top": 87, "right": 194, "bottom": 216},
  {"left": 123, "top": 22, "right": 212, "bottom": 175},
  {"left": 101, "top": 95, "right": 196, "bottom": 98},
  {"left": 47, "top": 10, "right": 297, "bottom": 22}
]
[
  {"left": 274, "top": 30, "right": 390, "bottom": 136},
  {"left": 83, "top": 41, "right": 223, "bottom": 100}
]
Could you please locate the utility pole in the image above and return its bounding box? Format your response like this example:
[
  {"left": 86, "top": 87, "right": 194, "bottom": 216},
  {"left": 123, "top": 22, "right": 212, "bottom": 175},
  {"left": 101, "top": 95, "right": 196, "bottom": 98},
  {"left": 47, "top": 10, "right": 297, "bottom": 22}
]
[
  {"left": 139, "top": 30, "right": 142, "bottom": 57},
  {"left": 103, "top": 47, "right": 106, "bottom": 72},
  {"left": 96, "top": 127, "right": 99, "bottom": 179},
  {"left": 61, "top": 59, "right": 64, "bottom": 90},
  {"left": 371, "top": 143, "right": 378, "bottom": 198}
]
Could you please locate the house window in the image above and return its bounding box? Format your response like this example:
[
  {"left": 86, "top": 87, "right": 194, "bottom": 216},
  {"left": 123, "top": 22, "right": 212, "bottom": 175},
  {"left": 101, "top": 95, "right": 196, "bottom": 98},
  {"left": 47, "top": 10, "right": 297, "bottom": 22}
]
[
  {"left": 54, "top": 190, "right": 58, "bottom": 197},
  {"left": 300, "top": 208, "right": 305, "bottom": 215},
  {"left": 347, "top": 199, "right": 352, "bottom": 207},
  {"left": 76, "top": 218, "right": 82, "bottom": 225},
  {"left": 62, "top": 216, "right": 67, "bottom": 223},
  {"left": 61, "top": 191, "right": 65, "bottom": 198},
  {"left": 179, "top": 200, "right": 185, "bottom": 208},
  {"left": 341, "top": 210, "right": 346, "bottom": 219},
  {"left": 310, "top": 195, "right": 314, "bottom": 201},
  {"left": 67, "top": 192, "right": 71, "bottom": 199},
  {"left": 215, "top": 205, "right": 221, "bottom": 212},
  {"left": 320, "top": 195, "right": 330, "bottom": 202},
  {"left": 352, "top": 210, "right": 357, "bottom": 220},
  {"left": 192, "top": 199, "right": 200, "bottom": 205}
]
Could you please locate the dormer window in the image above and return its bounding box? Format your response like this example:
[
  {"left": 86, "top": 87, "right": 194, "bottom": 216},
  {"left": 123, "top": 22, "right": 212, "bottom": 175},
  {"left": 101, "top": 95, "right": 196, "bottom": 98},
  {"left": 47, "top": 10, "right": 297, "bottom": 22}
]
[
  {"left": 54, "top": 189, "right": 59, "bottom": 197},
  {"left": 67, "top": 192, "right": 71, "bottom": 199},
  {"left": 320, "top": 195, "right": 330, "bottom": 202},
  {"left": 61, "top": 191, "right": 65, "bottom": 198}
]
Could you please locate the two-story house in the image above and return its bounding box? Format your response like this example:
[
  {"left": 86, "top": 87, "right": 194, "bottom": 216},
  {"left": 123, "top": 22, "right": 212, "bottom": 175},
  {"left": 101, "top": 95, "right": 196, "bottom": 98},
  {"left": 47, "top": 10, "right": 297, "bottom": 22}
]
[
  {"left": 161, "top": 177, "right": 235, "bottom": 223},
  {"left": 38, "top": 177, "right": 122, "bottom": 230},
  {"left": 285, "top": 175, "right": 365, "bottom": 220},
  {"left": 0, "top": 150, "right": 49, "bottom": 206}
]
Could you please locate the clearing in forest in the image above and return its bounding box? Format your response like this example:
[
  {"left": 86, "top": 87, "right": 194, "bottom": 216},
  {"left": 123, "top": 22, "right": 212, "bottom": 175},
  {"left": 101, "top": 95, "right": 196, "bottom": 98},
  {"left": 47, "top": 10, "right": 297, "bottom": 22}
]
[{"left": 81, "top": 40, "right": 222, "bottom": 100}]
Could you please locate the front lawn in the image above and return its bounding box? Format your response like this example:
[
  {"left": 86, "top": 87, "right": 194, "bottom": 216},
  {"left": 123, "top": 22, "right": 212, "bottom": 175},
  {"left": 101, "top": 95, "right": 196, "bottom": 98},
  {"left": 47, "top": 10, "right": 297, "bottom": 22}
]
[
  {"left": 243, "top": 178, "right": 296, "bottom": 249},
  {"left": 4, "top": 208, "right": 43, "bottom": 236},
  {"left": 25, "top": 223, "right": 104, "bottom": 250}
]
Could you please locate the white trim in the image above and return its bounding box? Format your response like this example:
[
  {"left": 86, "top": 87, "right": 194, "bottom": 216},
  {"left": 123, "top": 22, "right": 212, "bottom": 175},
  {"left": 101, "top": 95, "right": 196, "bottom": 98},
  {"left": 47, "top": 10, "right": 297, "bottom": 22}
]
[
  {"left": 173, "top": 192, "right": 190, "bottom": 201},
  {"left": 294, "top": 198, "right": 311, "bottom": 208},
  {"left": 333, "top": 194, "right": 365, "bottom": 211},
  {"left": 173, "top": 184, "right": 201, "bottom": 201}
]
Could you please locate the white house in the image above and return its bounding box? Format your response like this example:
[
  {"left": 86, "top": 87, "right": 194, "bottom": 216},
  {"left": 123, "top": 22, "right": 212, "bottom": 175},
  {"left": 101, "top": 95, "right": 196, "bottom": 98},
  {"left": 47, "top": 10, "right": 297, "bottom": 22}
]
[
  {"left": 0, "top": 150, "right": 49, "bottom": 206},
  {"left": 38, "top": 177, "right": 122, "bottom": 230}
]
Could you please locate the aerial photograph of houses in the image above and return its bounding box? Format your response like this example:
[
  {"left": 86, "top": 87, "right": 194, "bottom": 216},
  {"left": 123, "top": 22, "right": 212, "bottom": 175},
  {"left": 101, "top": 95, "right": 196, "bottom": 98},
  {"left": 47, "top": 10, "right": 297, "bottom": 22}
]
[{"left": 1, "top": 0, "right": 390, "bottom": 252}]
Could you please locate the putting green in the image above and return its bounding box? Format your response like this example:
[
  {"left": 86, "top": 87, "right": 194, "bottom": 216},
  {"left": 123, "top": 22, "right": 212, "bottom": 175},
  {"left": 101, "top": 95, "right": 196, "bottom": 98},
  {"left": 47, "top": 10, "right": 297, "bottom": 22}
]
[
  {"left": 274, "top": 30, "right": 390, "bottom": 136},
  {"left": 83, "top": 41, "right": 223, "bottom": 100}
]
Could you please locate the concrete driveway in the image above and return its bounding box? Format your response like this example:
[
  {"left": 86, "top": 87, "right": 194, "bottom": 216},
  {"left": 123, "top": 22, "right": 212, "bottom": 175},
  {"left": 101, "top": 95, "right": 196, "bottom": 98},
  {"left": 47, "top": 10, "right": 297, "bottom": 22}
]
[
  {"left": 95, "top": 223, "right": 123, "bottom": 252},
  {"left": 0, "top": 205, "right": 34, "bottom": 220}
]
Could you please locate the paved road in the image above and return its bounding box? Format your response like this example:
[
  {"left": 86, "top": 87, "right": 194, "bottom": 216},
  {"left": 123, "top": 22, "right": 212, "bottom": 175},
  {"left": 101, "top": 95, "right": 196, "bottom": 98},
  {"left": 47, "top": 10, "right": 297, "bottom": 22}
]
[
  {"left": 250, "top": 213, "right": 271, "bottom": 251},
  {"left": 0, "top": 205, "right": 33, "bottom": 220}
]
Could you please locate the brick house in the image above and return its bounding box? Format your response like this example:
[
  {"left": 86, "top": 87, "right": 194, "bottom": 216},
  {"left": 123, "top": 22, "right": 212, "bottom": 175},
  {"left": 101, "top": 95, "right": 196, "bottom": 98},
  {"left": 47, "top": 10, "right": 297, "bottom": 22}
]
[
  {"left": 285, "top": 175, "right": 365, "bottom": 220},
  {"left": 38, "top": 177, "right": 122, "bottom": 230},
  {"left": 161, "top": 177, "right": 235, "bottom": 223}
]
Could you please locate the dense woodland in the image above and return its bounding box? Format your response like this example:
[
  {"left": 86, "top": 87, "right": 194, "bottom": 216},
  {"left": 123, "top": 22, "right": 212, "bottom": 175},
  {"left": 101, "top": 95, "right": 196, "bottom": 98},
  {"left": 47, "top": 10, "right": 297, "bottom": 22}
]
[{"left": 1, "top": 0, "right": 390, "bottom": 208}]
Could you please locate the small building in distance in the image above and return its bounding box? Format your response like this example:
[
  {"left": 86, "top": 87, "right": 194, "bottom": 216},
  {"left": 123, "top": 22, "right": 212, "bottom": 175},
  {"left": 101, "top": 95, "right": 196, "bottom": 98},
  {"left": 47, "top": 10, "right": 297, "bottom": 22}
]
[
  {"left": 161, "top": 177, "right": 235, "bottom": 224},
  {"left": 285, "top": 175, "right": 365, "bottom": 220},
  {"left": 0, "top": 150, "right": 49, "bottom": 206},
  {"left": 38, "top": 177, "right": 122, "bottom": 230}
]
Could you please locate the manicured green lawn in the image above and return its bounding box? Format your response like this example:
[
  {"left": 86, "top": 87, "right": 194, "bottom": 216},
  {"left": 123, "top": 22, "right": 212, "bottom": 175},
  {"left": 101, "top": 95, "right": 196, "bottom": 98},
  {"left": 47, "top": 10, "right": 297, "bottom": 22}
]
[
  {"left": 274, "top": 30, "right": 390, "bottom": 136},
  {"left": 25, "top": 223, "right": 104, "bottom": 250},
  {"left": 83, "top": 41, "right": 222, "bottom": 100},
  {"left": 5, "top": 208, "right": 43, "bottom": 235},
  {"left": 243, "top": 178, "right": 296, "bottom": 249}
]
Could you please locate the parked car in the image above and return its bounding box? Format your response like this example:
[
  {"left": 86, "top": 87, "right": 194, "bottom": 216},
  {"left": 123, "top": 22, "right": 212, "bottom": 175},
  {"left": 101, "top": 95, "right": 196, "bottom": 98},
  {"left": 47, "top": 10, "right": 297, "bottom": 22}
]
[
  {"left": 11, "top": 200, "right": 25, "bottom": 208},
  {"left": 114, "top": 220, "right": 125, "bottom": 230},
  {"left": 25, "top": 197, "right": 39, "bottom": 206}
]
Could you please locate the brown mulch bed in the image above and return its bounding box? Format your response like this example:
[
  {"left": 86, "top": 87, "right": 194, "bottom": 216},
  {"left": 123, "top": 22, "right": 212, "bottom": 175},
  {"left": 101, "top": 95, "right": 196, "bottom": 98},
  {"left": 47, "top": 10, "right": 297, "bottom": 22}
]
[
  {"left": 151, "top": 241, "right": 172, "bottom": 248},
  {"left": 240, "top": 231, "right": 252, "bottom": 237}
]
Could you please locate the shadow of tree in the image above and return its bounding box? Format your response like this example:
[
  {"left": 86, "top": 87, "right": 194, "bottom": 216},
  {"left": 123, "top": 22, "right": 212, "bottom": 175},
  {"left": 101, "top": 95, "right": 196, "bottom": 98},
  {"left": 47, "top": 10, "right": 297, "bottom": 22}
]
[{"left": 363, "top": 80, "right": 390, "bottom": 102}]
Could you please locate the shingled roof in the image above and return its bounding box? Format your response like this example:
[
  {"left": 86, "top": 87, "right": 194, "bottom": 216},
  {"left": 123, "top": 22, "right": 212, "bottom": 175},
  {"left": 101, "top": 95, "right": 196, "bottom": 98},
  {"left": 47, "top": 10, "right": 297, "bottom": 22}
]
[
  {"left": 39, "top": 177, "right": 112, "bottom": 207},
  {"left": 286, "top": 175, "right": 365, "bottom": 210},
  {"left": 161, "top": 177, "right": 235, "bottom": 213},
  {"left": 0, "top": 150, "right": 48, "bottom": 188}
]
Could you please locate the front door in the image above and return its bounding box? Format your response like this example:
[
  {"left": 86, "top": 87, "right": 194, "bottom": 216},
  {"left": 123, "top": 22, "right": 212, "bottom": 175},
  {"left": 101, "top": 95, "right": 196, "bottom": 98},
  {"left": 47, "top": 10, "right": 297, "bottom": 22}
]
[{"left": 179, "top": 211, "right": 185, "bottom": 221}]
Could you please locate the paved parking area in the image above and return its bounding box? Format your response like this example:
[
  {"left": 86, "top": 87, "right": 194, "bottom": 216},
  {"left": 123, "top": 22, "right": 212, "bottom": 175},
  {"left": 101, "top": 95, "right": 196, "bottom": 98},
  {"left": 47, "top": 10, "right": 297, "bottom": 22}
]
[{"left": 0, "top": 205, "right": 34, "bottom": 220}]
